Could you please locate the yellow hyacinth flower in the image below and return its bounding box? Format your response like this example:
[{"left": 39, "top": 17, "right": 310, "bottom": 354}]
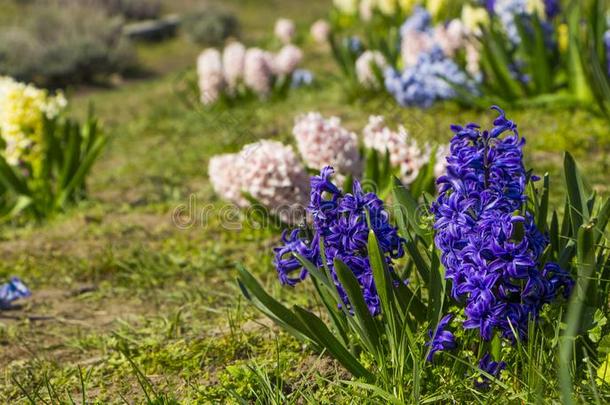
[
  {"left": 333, "top": 0, "right": 359, "bottom": 15},
  {"left": 398, "top": 0, "right": 417, "bottom": 14},
  {"left": 376, "top": 0, "right": 398, "bottom": 15},
  {"left": 526, "top": 0, "right": 546, "bottom": 18},
  {"left": 0, "top": 76, "right": 66, "bottom": 169},
  {"left": 427, "top": 0, "right": 444, "bottom": 20},
  {"left": 461, "top": 5, "right": 489, "bottom": 35}
]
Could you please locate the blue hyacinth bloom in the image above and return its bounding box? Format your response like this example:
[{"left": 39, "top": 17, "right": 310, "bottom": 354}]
[
  {"left": 425, "top": 314, "right": 457, "bottom": 361},
  {"left": 431, "top": 107, "right": 574, "bottom": 342},
  {"left": 273, "top": 167, "right": 404, "bottom": 316},
  {"left": 543, "top": 0, "right": 560, "bottom": 19},
  {"left": 345, "top": 36, "right": 363, "bottom": 55},
  {"left": 291, "top": 69, "right": 314, "bottom": 88},
  {"left": 476, "top": 353, "right": 507, "bottom": 389},
  {"left": 0, "top": 277, "right": 31, "bottom": 309},
  {"left": 384, "top": 47, "right": 476, "bottom": 108},
  {"left": 399, "top": 6, "right": 431, "bottom": 37}
]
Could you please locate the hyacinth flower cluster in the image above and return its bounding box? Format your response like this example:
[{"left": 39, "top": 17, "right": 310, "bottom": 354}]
[
  {"left": 363, "top": 115, "right": 448, "bottom": 184},
  {"left": 0, "top": 76, "right": 67, "bottom": 168},
  {"left": 355, "top": 50, "right": 387, "bottom": 89},
  {"left": 0, "top": 277, "right": 30, "bottom": 309},
  {"left": 293, "top": 112, "right": 362, "bottom": 179},
  {"left": 399, "top": 7, "right": 467, "bottom": 69},
  {"left": 385, "top": 47, "right": 475, "bottom": 108},
  {"left": 274, "top": 18, "right": 296, "bottom": 44},
  {"left": 486, "top": 0, "right": 560, "bottom": 44},
  {"left": 273, "top": 167, "right": 404, "bottom": 315},
  {"left": 197, "top": 39, "right": 311, "bottom": 105},
  {"left": 431, "top": 106, "right": 574, "bottom": 348},
  {"left": 208, "top": 140, "right": 310, "bottom": 224},
  {"left": 383, "top": 7, "right": 478, "bottom": 108},
  {"left": 209, "top": 112, "right": 448, "bottom": 221},
  {"left": 310, "top": 19, "right": 331, "bottom": 44}
]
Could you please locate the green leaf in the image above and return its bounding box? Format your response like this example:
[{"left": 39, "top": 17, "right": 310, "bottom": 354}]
[
  {"left": 564, "top": 152, "right": 589, "bottom": 236},
  {"left": 310, "top": 276, "right": 349, "bottom": 346},
  {"left": 364, "top": 148, "right": 380, "bottom": 190},
  {"left": 0, "top": 156, "right": 30, "bottom": 196},
  {"left": 368, "top": 229, "right": 394, "bottom": 319},
  {"left": 293, "top": 306, "right": 374, "bottom": 381},
  {"left": 594, "top": 198, "right": 610, "bottom": 246},
  {"left": 550, "top": 210, "right": 559, "bottom": 254},
  {"left": 559, "top": 222, "right": 597, "bottom": 404},
  {"left": 236, "top": 265, "right": 315, "bottom": 344},
  {"left": 59, "top": 121, "right": 83, "bottom": 190},
  {"left": 479, "top": 25, "right": 524, "bottom": 100},
  {"left": 334, "top": 258, "right": 381, "bottom": 352},
  {"left": 427, "top": 250, "right": 445, "bottom": 328},
  {"left": 404, "top": 238, "right": 431, "bottom": 284},
  {"left": 537, "top": 173, "right": 550, "bottom": 230},
  {"left": 392, "top": 176, "right": 427, "bottom": 239},
  {"left": 57, "top": 135, "right": 106, "bottom": 208}
]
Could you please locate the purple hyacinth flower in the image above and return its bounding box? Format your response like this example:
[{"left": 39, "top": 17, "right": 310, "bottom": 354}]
[
  {"left": 0, "top": 277, "right": 31, "bottom": 309},
  {"left": 426, "top": 314, "right": 457, "bottom": 361},
  {"left": 273, "top": 167, "right": 405, "bottom": 316},
  {"left": 543, "top": 0, "right": 560, "bottom": 19},
  {"left": 432, "top": 106, "right": 574, "bottom": 343},
  {"left": 484, "top": 0, "right": 496, "bottom": 13},
  {"left": 475, "top": 353, "right": 506, "bottom": 389}
]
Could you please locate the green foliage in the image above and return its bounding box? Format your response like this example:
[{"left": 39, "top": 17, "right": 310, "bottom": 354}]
[
  {"left": 0, "top": 5, "right": 137, "bottom": 87},
  {"left": 238, "top": 150, "right": 610, "bottom": 402},
  {"left": 578, "top": 0, "right": 610, "bottom": 122},
  {"left": 0, "top": 108, "right": 106, "bottom": 222},
  {"left": 56, "top": 0, "right": 162, "bottom": 20},
  {"left": 181, "top": 8, "right": 240, "bottom": 47}
]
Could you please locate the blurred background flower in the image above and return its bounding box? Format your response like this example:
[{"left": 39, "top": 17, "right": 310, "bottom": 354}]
[{"left": 293, "top": 112, "right": 362, "bottom": 178}]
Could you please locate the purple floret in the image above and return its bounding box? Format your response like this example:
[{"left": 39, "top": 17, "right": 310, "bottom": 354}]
[{"left": 273, "top": 167, "right": 404, "bottom": 316}]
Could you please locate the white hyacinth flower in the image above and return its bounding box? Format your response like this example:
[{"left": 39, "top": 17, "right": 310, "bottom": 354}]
[
  {"left": 244, "top": 48, "right": 274, "bottom": 97},
  {"left": 363, "top": 115, "right": 425, "bottom": 185},
  {"left": 222, "top": 42, "right": 246, "bottom": 92},
  {"left": 238, "top": 140, "right": 310, "bottom": 224},
  {"left": 293, "top": 112, "right": 362, "bottom": 178},
  {"left": 274, "top": 44, "right": 303, "bottom": 76},
  {"left": 197, "top": 49, "right": 225, "bottom": 105},
  {"left": 208, "top": 153, "right": 248, "bottom": 207},
  {"left": 310, "top": 19, "right": 331, "bottom": 44},
  {"left": 274, "top": 18, "right": 296, "bottom": 44},
  {"left": 355, "top": 50, "right": 387, "bottom": 88}
]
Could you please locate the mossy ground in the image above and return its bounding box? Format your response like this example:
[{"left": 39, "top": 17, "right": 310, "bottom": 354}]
[{"left": 0, "top": 0, "right": 609, "bottom": 402}]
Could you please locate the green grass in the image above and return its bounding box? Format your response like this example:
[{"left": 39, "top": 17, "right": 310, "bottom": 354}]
[{"left": 1, "top": 0, "right": 610, "bottom": 402}]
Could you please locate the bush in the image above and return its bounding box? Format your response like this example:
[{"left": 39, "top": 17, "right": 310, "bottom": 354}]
[
  {"left": 182, "top": 8, "right": 240, "bottom": 46},
  {"left": 53, "top": 0, "right": 162, "bottom": 20},
  {"left": 108, "top": 0, "right": 161, "bottom": 20},
  {"left": 0, "top": 5, "right": 137, "bottom": 87}
]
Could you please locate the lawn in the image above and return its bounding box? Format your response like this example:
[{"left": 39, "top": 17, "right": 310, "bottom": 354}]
[{"left": 1, "top": 0, "right": 609, "bottom": 402}]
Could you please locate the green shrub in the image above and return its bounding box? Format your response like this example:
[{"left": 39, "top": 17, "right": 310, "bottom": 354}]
[
  {"left": 182, "top": 8, "right": 240, "bottom": 46},
  {"left": 53, "top": 0, "right": 162, "bottom": 20},
  {"left": 0, "top": 5, "right": 137, "bottom": 87}
]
